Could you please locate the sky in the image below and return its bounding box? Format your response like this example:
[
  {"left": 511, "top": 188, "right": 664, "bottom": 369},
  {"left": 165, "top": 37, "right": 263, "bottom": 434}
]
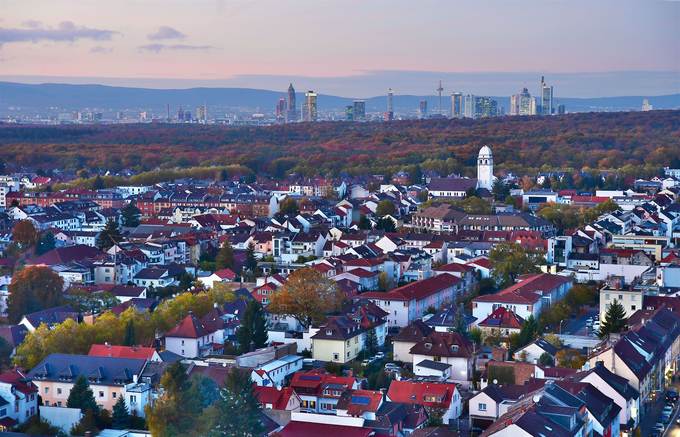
[{"left": 0, "top": 0, "right": 679, "bottom": 97}]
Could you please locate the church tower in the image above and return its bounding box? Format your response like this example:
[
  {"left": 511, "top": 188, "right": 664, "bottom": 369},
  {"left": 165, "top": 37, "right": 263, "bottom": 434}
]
[{"left": 476, "top": 145, "right": 494, "bottom": 190}]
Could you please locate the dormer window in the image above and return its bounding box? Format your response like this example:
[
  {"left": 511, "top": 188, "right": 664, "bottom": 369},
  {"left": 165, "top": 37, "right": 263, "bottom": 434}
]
[{"left": 326, "top": 330, "right": 333, "bottom": 336}]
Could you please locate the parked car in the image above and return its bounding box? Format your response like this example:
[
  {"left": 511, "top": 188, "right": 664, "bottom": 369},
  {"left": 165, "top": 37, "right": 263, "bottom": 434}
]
[
  {"left": 361, "top": 359, "right": 371, "bottom": 367},
  {"left": 375, "top": 352, "right": 385, "bottom": 359},
  {"left": 653, "top": 422, "right": 665, "bottom": 432},
  {"left": 666, "top": 388, "right": 679, "bottom": 403},
  {"left": 385, "top": 363, "right": 400, "bottom": 370}
]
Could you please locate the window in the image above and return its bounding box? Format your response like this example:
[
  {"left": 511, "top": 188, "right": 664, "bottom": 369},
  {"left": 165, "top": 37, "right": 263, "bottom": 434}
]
[
  {"left": 57, "top": 388, "right": 62, "bottom": 395},
  {"left": 619, "top": 294, "right": 623, "bottom": 300},
  {"left": 99, "top": 391, "right": 104, "bottom": 398},
  {"left": 478, "top": 403, "right": 487, "bottom": 412},
  {"left": 130, "top": 395, "right": 137, "bottom": 403},
  {"left": 0, "top": 408, "right": 6, "bottom": 416},
  {"left": 181, "top": 340, "right": 185, "bottom": 346},
  {"left": 333, "top": 353, "right": 339, "bottom": 360},
  {"left": 433, "top": 356, "right": 441, "bottom": 362},
  {"left": 112, "top": 392, "right": 117, "bottom": 398},
  {"left": 56, "top": 402, "right": 62, "bottom": 407},
  {"left": 631, "top": 305, "right": 636, "bottom": 311},
  {"left": 44, "top": 387, "right": 49, "bottom": 394}
]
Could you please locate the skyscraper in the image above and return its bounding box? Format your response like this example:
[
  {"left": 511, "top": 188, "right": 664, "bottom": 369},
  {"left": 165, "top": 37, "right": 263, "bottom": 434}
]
[
  {"left": 540, "top": 76, "right": 554, "bottom": 116},
  {"left": 463, "top": 94, "right": 476, "bottom": 119},
  {"left": 385, "top": 88, "right": 394, "bottom": 121},
  {"left": 476, "top": 97, "right": 498, "bottom": 118},
  {"left": 345, "top": 105, "right": 354, "bottom": 121},
  {"left": 303, "top": 91, "right": 318, "bottom": 122},
  {"left": 510, "top": 88, "right": 533, "bottom": 116},
  {"left": 419, "top": 100, "right": 428, "bottom": 119},
  {"left": 286, "top": 83, "right": 297, "bottom": 122},
  {"left": 276, "top": 97, "right": 287, "bottom": 123},
  {"left": 464, "top": 95, "right": 497, "bottom": 119},
  {"left": 451, "top": 92, "right": 463, "bottom": 119},
  {"left": 353, "top": 100, "right": 366, "bottom": 121},
  {"left": 196, "top": 103, "right": 207, "bottom": 123}
]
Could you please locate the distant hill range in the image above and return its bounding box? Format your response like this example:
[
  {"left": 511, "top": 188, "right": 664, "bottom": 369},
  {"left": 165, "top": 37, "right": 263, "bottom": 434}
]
[{"left": 1, "top": 81, "right": 679, "bottom": 114}]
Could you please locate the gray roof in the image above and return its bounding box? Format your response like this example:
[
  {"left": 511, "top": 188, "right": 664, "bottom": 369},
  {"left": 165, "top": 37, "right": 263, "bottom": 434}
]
[
  {"left": 27, "top": 353, "right": 146, "bottom": 386},
  {"left": 415, "top": 359, "right": 451, "bottom": 371}
]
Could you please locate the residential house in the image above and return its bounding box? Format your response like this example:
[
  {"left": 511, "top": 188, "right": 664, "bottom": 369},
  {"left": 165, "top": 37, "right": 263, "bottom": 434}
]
[
  {"left": 311, "top": 302, "right": 388, "bottom": 363},
  {"left": 0, "top": 369, "right": 38, "bottom": 426},
  {"left": 164, "top": 312, "right": 220, "bottom": 358},
  {"left": 19, "top": 305, "right": 79, "bottom": 332},
  {"left": 392, "top": 320, "right": 434, "bottom": 363},
  {"left": 472, "top": 273, "right": 573, "bottom": 322},
  {"left": 289, "top": 369, "right": 360, "bottom": 414},
  {"left": 386, "top": 380, "right": 462, "bottom": 425},
  {"left": 410, "top": 331, "right": 475, "bottom": 386},
  {"left": 27, "top": 353, "right": 150, "bottom": 414},
  {"left": 361, "top": 274, "right": 465, "bottom": 327}
]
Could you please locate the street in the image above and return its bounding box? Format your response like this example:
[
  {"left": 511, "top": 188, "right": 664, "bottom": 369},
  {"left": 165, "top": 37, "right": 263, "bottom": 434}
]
[{"left": 561, "top": 307, "right": 599, "bottom": 336}]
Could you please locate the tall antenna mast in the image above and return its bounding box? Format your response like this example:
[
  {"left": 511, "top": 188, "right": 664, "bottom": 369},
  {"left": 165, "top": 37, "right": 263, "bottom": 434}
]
[{"left": 437, "top": 80, "right": 444, "bottom": 115}]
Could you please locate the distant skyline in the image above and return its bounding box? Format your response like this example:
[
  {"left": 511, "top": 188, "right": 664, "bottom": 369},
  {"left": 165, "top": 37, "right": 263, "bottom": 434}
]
[{"left": 1, "top": 0, "right": 679, "bottom": 97}]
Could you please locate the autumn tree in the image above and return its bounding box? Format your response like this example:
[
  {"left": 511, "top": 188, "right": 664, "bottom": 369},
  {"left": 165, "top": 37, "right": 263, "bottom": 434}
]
[
  {"left": 146, "top": 364, "right": 219, "bottom": 436},
  {"left": 12, "top": 220, "right": 38, "bottom": 249},
  {"left": 376, "top": 200, "right": 396, "bottom": 217},
  {"left": 7, "top": 266, "right": 64, "bottom": 323},
  {"left": 215, "top": 240, "right": 234, "bottom": 270},
  {"left": 279, "top": 197, "right": 299, "bottom": 215},
  {"left": 268, "top": 267, "right": 345, "bottom": 329},
  {"left": 96, "top": 219, "right": 122, "bottom": 251},
  {"left": 489, "top": 242, "right": 544, "bottom": 288}
]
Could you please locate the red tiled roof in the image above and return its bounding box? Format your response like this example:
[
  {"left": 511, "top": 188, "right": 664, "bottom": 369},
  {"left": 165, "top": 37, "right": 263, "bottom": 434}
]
[
  {"left": 88, "top": 344, "right": 157, "bottom": 360},
  {"left": 467, "top": 257, "right": 492, "bottom": 269},
  {"left": 344, "top": 257, "right": 384, "bottom": 267},
  {"left": 435, "top": 263, "right": 474, "bottom": 273},
  {"left": 473, "top": 273, "right": 571, "bottom": 305},
  {"left": 337, "top": 389, "right": 383, "bottom": 416},
  {"left": 254, "top": 386, "right": 298, "bottom": 410},
  {"left": 387, "top": 380, "right": 457, "bottom": 409},
  {"left": 279, "top": 422, "right": 372, "bottom": 437},
  {"left": 290, "top": 369, "right": 356, "bottom": 395},
  {"left": 29, "top": 245, "right": 102, "bottom": 266},
  {"left": 0, "top": 370, "right": 37, "bottom": 395},
  {"left": 165, "top": 313, "right": 215, "bottom": 338},
  {"left": 361, "top": 274, "right": 460, "bottom": 302},
  {"left": 213, "top": 268, "right": 236, "bottom": 280},
  {"left": 478, "top": 307, "right": 525, "bottom": 329}
]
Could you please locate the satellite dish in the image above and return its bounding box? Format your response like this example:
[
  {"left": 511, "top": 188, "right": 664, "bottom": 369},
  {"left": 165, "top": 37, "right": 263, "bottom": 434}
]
[
  {"left": 533, "top": 395, "right": 541, "bottom": 403},
  {"left": 493, "top": 379, "right": 498, "bottom": 385}
]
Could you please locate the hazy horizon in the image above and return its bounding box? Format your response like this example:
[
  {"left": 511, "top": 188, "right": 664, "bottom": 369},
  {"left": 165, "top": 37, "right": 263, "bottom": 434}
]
[
  {"left": 1, "top": 70, "right": 679, "bottom": 99},
  {"left": 2, "top": 0, "right": 679, "bottom": 97}
]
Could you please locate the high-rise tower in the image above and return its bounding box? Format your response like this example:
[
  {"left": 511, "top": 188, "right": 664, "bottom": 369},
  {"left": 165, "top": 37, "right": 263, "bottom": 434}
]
[
  {"left": 385, "top": 88, "right": 394, "bottom": 121},
  {"left": 303, "top": 91, "right": 318, "bottom": 122},
  {"left": 286, "top": 83, "right": 297, "bottom": 122},
  {"left": 540, "top": 76, "right": 553, "bottom": 116},
  {"left": 451, "top": 92, "right": 463, "bottom": 119}
]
